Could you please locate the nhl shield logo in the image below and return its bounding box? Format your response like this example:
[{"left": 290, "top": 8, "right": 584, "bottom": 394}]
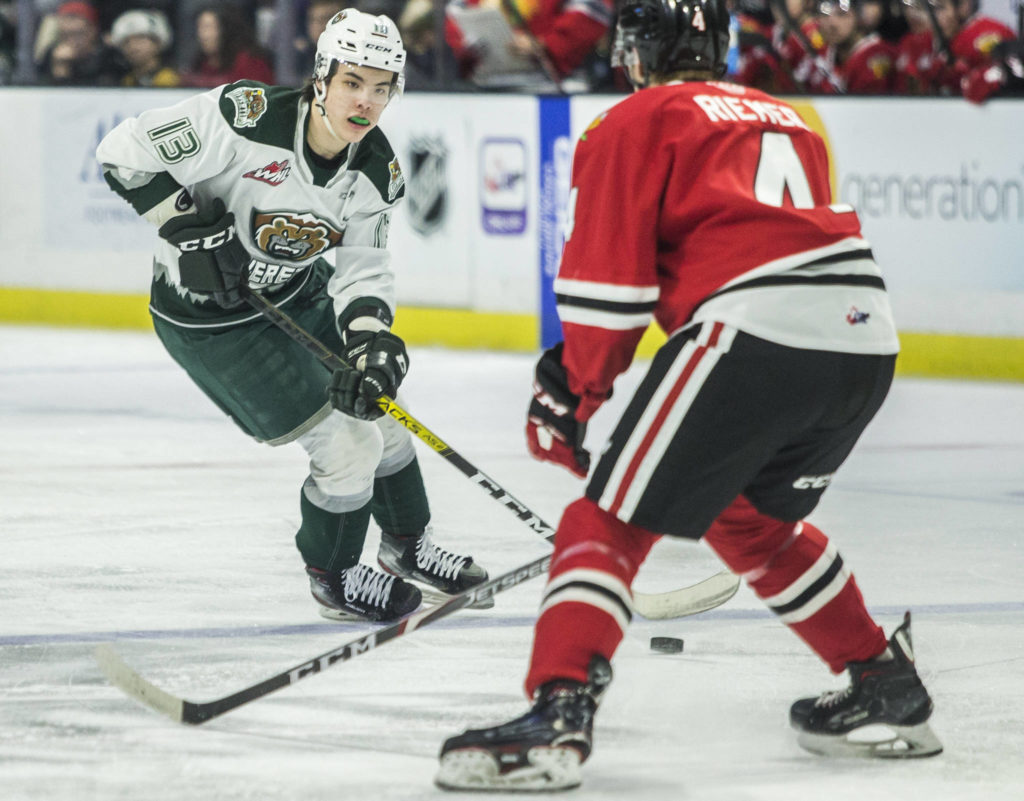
[{"left": 406, "top": 136, "right": 447, "bottom": 237}]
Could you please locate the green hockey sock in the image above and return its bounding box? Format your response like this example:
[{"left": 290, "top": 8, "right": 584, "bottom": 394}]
[
  {"left": 295, "top": 491, "right": 373, "bottom": 572},
  {"left": 371, "top": 459, "right": 430, "bottom": 537}
]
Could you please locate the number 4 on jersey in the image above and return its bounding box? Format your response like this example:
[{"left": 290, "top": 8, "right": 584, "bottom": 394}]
[{"left": 754, "top": 132, "right": 814, "bottom": 209}]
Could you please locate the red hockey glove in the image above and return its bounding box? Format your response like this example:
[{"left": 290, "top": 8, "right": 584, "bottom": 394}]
[{"left": 526, "top": 343, "right": 590, "bottom": 479}]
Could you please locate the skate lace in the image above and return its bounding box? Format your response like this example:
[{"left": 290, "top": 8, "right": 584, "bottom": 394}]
[
  {"left": 415, "top": 531, "right": 467, "bottom": 580},
  {"left": 814, "top": 687, "right": 852, "bottom": 709},
  {"left": 343, "top": 564, "right": 395, "bottom": 608}
]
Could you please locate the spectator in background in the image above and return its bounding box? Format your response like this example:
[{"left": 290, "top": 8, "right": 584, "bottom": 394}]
[
  {"left": 37, "top": 1, "right": 126, "bottom": 85},
  {"left": 445, "top": 0, "right": 615, "bottom": 87},
  {"left": 804, "top": 0, "right": 896, "bottom": 93},
  {"left": 180, "top": 3, "right": 275, "bottom": 87},
  {"left": 399, "top": 0, "right": 466, "bottom": 88},
  {"left": 0, "top": 2, "right": 15, "bottom": 84},
  {"left": 294, "top": 0, "right": 345, "bottom": 75},
  {"left": 111, "top": 8, "right": 180, "bottom": 87}
]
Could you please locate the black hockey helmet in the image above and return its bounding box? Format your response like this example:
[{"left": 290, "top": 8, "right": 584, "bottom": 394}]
[{"left": 611, "top": 0, "right": 731, "bottom": 86}]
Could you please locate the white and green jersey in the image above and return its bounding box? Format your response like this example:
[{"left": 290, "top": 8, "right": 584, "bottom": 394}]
[{"left": 96, "top": 80, "right": 406, "bottom": 328}]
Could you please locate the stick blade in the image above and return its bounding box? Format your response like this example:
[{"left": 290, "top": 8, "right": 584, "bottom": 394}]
[
  {"left": 633, "top": 570, "right": 740, "bottom": 620},
  {"left": 94, "top": 644, "right": 187, "bottom": 723}
]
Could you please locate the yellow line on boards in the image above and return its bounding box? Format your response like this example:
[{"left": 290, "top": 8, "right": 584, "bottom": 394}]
[{"left": 1, "top": 287, "right": 1020, "bottom": 382}]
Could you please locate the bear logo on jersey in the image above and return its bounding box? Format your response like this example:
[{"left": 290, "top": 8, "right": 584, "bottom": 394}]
[
  {"left": 251, "top": 210, "right": 343, "bottom": 260},
  {"left": 227, "top": 86, "right": 268, "bottom": 129}
]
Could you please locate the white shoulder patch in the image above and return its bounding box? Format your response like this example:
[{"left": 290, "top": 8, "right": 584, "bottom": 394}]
[{"left": 387, "top": 156, "right": 404, "bottom": 202}]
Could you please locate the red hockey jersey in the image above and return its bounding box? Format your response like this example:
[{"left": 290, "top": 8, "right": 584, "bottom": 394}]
[
  {"left": 555, "top": 81, "right": 899, "bottom": 420},
  {"left": 804, "top": 33, "right": 897, "bottom": 94},
  {"left": 900, "top": 15, "right": 1016, "bottom": 95}
]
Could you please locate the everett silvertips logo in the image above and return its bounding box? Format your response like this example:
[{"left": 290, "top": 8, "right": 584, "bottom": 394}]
[
  {"left": 227, "top": 86, "right": 267, "bottom": 128},
  {"left": 252, "top": 210, "right": 343, "bottom": 261},
  {"left": 387, "top": 157, "right": 404, "bottom": 201}
]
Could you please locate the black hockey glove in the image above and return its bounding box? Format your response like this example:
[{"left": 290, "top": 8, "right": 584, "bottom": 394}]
[
  {"left": 526, "top": 343, "right": 590, "bottom": 478},
  {"left": 158, "top": 198, "right": 250, "bottom": 309},
  {"left": 329, "top": 330, "right": 409, "bottom": 421}
]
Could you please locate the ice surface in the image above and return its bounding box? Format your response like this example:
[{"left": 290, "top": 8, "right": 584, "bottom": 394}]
[{"left": 1, "top": 325, "right": 1022, "bottom": 801}]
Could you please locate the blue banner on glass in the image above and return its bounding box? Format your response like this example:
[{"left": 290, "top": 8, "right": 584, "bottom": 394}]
[{"left": 538, "top": 96, "right": 572, "bottom": 350}]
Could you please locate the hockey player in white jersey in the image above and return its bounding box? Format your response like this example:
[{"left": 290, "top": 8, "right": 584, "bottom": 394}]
[{"left": 96, "top": 8, "right": 489, "bottom": 622}]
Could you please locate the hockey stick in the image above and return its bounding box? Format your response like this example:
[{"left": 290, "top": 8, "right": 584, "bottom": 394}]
[
  {"left": 95, "top": 553, "right": 740, "bottom": 724},
  {"left": 497, "top": 0, "right": 566, "bottom": 93},
  {"left": 95, "top": 553, "right": 551, "bottom": 725},
  {"left": 918, "top": 0, "right": 954, "bottom": 62},
  {"left": 241, "top": 288, "right": 740, "bottom": 620}
]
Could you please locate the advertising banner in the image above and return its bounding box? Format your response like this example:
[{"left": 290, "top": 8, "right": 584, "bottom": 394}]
[{"left": 1, "top": 89, "right": 1020, "bottom": 338}]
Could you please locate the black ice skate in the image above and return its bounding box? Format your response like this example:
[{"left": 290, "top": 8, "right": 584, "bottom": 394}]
[
  {"left": 435, "top": 655, "right": 612, "bottom": 792},
  {"left": 790, "top": 611, "right": 942, "bottom": 758},
  {"left": 306, "top": 563, "right": 421, "bottom": 622},
  {"left": 378, "top": 527, "right": 492, "bottom": 608}
]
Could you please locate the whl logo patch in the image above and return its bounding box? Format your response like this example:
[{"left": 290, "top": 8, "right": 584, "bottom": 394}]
[
  {"left": 252, "top": 210, "right": 343, "bottom": 260},
  {"left": 244, "top": 160, "right": 291, "bottom": 186}
]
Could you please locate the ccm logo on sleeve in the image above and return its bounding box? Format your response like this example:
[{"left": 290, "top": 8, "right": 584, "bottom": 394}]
[{"left": 792, "top": 473, "right": 834, "bottom": 489}]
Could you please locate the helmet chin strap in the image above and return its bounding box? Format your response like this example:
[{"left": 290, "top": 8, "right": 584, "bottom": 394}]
[
  {"left": 312, "top": 79, "right": 348, "bottom": 149},
  {"left": 627, "top": 50, "right": 650, "bottom": 90}
]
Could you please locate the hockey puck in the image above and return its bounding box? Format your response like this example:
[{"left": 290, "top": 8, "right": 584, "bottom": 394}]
[{"left": 650, "top": 636, "right": 684, "bottom": 654}]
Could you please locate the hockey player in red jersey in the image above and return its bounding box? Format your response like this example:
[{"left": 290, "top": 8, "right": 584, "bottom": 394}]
[
  {"left": 897, "top": 0, "right": 1017, "bottom": 95},
  {"left": 734, "top": 0, "right": 827, "bottom": 92},
  {"left": 893, "top": 0, "right": 935, "bottom": 92},
  {"left": 436, "top": 0, "right": 940, "bottom": 790},
  {"left": 804, "top": 0, "right": 897, "bottom": 93}
]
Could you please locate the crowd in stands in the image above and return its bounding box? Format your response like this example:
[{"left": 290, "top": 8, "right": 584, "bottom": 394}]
[{"left": 0, "top": 0, "right": 1020, "bottom": 100}]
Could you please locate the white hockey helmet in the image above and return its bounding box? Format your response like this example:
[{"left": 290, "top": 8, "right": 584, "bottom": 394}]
[
  {"left": 110, "top": 9, "right": 173, "bottom": 51},
  {"left": 313, "top": 8, "right": 406, "bottom": 97}
]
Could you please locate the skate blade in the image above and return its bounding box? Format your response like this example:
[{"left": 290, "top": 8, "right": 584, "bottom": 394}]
[
  {"left": 314, "top": 604, "right": 421, "bottom": 623},
  {"left": 797, "top": 722, "right": 943, "bottom": 759},
  {"left": 435, "top": 746, "right": 582, "bottom": 792},
  {"left": 316, "top": 607, "right": 368, "bottom": 622}
]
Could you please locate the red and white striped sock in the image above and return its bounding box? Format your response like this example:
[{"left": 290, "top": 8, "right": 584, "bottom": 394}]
[
  {"left": 525, "top": 498, "right": 659, "bottom": 696},
  {"left": 704, "top": 495, "right": 885, "bottom": 673}
]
